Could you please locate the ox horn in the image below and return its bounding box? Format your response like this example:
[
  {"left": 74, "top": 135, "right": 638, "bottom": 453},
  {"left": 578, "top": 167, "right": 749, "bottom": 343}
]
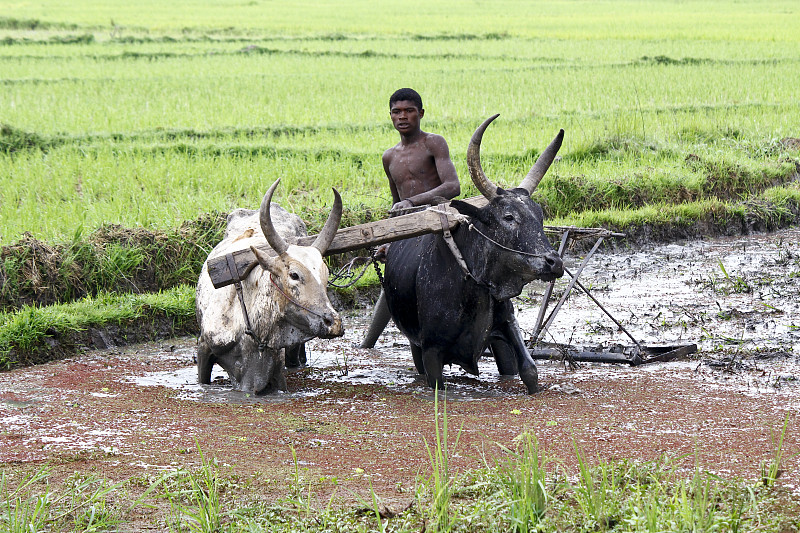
[
  {"left": 311, "top": 188, "right": 342, "bottom": 254},
  {"left": 259, "top": 179, "right": 289, "bottom": 256},
  {"left": 518, "top": 129, "right": 564, "bottom": 195},
  {"left": 467, "top": 114, "right": 501, "bottom": 201}
]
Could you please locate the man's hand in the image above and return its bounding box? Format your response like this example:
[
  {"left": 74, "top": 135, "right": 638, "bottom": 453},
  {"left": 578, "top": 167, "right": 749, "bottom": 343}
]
[
  {"left": 373, "top": 244, "right": 389, "bottom": 262},
  {"left": 389, "top": 199, "right": 414, "bottom": 213}
]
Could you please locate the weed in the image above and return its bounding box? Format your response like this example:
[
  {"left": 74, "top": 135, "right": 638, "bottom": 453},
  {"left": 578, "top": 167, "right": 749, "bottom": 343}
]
[
  {"left": 423, "top": 387, "right": 461, "bottom": 532},
  {"left": 162, "top": 445, "right": 224, "bottom": 533},
  {"left": 760, "top": 413, "right": 790, "bottom": 487}
]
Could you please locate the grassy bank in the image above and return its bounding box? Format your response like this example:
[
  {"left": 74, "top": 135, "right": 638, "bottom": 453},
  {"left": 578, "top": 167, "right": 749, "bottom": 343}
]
[{"left": 0, "top": 285, "right": 196, "bottom": 369}]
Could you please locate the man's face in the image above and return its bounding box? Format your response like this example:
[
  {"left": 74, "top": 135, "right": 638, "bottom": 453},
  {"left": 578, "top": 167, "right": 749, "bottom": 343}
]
[{"left": 390, "top": 100, "right": 424, "bottom": 134}]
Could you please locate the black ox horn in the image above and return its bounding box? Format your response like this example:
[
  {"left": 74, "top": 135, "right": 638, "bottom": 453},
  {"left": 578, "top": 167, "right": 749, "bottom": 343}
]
[
  {"left": 518, "top": 128, "right": 564, "bottom": 195},
  {"left": 467, "top": 114, "right": 565, "bottom": 198},
  {"left": 259, "top": 179, "right": 342, "bottom": 256},
  {"left": 467, "top": 114, "right": 502, "bottom": 201}
]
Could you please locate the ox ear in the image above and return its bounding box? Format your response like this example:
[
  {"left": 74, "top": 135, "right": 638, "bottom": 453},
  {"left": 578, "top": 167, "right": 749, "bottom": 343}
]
[
  {"left": 250, "top": 245, "right": 283, "bottom": 276},
  {"left": 450, "top": 200, "right": 490, "bottom": 224}
]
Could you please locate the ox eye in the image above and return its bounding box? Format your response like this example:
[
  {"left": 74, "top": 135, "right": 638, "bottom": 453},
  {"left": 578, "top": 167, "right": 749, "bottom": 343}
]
[
  {"left": 289, "top": 272, "right": 300, "bottom": 281},
  {"left": 503, "top": 214, "right": 515, "bottom": 222}
]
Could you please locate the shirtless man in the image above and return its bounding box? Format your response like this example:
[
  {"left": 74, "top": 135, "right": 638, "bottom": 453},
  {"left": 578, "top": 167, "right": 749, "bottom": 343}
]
[{"left": 361, "top": 88, "right": 461, "bottom": 348}]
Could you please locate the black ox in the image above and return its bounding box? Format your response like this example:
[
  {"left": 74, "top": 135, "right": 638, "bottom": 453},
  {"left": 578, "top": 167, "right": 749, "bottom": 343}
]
[{"left": 383, "top": 115, "right": 565, "bottom": 393}]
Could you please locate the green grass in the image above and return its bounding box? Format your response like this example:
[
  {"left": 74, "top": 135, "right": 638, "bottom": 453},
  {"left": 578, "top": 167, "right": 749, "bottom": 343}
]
[
  {"left": 1, "top": 0, "right": 799, "bottom": 246},
  {"left": 0, "top": 284, "right": 196, "bottom": 369},
  {"left": 2, "top": 420, "right": 798, "bottom": 532}
]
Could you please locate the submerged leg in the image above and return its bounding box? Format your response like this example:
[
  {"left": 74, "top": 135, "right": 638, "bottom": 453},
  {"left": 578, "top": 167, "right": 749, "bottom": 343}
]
[
  {"left": 489, "top": 337, "right": 519, "bottom": 375},
  {"left": 422, "top": 347, "right": 445, "bottom": 390},
  {"left": 285, "top": 343, "right": 307, "bottom": 369},
  {"left": 494, "top": 300, "right": 538, "bottom": 393},
  {"left": 411, "top": 343, "right": 425, "bottom": 374},
  {"left": 197, "top": 338, "right": 215, "bottom": 384},
  {"left": 360, "top": 291, "right": 391, "bottom": 348}
]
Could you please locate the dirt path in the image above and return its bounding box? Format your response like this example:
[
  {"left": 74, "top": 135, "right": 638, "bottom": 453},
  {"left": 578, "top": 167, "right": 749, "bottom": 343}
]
[{"left": 1, "top": 229, "right": 799, "bottom": 503}]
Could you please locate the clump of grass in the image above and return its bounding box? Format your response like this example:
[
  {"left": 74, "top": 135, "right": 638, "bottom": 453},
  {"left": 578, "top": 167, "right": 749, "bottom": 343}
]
[
  {"left": 0, "top": 17, "right": 79, "bottom": 30},
  {"left": 0, "top": 124, "right": 53, "bottom": 154},
  {"left": 161, "top": 445, "right": 225, "bottom": 533},
  {"left": 0, "top": 213, "right": 225, "bottom": 312},
  {"left": 422, "top": 387, "right": 461, "bottom": 532},
  {"left": 495, "top": 433, "right": 550, "bottom": 532},
  {"left": 0, "top": 466, "right": 124, "bottom": 532},
  {"left": 0, "top": 284, "right": 196, "bottom": 369}
]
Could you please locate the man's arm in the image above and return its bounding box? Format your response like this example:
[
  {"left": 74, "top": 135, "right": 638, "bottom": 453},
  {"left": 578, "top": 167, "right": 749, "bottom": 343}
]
[{"left": 382, "top": 149, "right": 403, "bottom": 206}]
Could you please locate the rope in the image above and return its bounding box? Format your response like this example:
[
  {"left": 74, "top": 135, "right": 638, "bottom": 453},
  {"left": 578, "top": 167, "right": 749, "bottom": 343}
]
[
  {"left": 269, "top": 273, "right": 331, "bottom": 320},
  {"left": 327, "top": 256, "right": 374, "bottom": 289},
  {"left": 467, "top": 223, "right": 553, "bottom": 258}
]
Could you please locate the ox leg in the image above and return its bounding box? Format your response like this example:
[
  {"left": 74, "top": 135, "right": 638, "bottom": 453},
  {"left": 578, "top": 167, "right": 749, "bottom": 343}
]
[
  {"left": 422, "top": 348, "right": 445, "bottom": 390},
  {"left": 410, "top": 343, "right": 425, "bottom": 374},
  {"left": 494, "top": 300, "right": 539, "bottom": 394},
  {"left": 197, "top": 338, "right": 215, "bottom": 384},
  {"left": 285, "top": 343, "right": 307, "bottom": 369},
  {"left": 237, "top": 337, "right": 286, "bottom": 395},
  {"left": 489, "top": 337, "right": 519, "bottom": 376},
  {"left": 360, "top": 291, "right": 391, "bottom": 349}
]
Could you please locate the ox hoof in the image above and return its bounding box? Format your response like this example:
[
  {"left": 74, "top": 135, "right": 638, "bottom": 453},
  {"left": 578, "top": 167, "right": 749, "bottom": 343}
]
[{"left": 520, "top": 366, "right": 539, "bottom": 394}]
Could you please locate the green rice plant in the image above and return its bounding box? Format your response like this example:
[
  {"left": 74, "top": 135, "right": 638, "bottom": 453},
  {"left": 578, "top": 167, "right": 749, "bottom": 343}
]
[
  {"left": 423, "top": 387, "right": 462, "bottom": 532},
  {"left": 760, "top": 413, "right": 791, "bottom": 487},
  {"left": 495, "top": 432, "right": 550, "bottom": 532},
  {"left": 0, "top": 467, "right": 123, "bottom": 532},
  {"left": 572, "top": 442, "right": 622, "bottom": 529},
  {"left": 163, "top": 445, "right": 224, "bottom": 533}
]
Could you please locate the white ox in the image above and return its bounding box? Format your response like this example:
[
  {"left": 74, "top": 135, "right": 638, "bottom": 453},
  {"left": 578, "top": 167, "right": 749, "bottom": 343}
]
[{"left": 195, "top": 180, "right": 344, "bottom": 394}]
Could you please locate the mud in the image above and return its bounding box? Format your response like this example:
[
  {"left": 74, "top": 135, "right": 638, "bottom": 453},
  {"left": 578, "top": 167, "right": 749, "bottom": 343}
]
[{"left": 1, "top": 228, "right": 799, "bottom": 502}]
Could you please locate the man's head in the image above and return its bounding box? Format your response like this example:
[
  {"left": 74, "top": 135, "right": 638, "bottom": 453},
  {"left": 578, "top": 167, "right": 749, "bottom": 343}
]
[
  {"left": 389, "top": 88, "right": 424, "bottom": 136},
  {"left": 389, "top": 88, "right": 423, "bottom": 111}
]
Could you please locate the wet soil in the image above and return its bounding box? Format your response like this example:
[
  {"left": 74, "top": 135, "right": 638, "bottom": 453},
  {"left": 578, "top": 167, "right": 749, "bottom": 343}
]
[{"left": 1, "top": 229, "right": 799, "bottom": 507}]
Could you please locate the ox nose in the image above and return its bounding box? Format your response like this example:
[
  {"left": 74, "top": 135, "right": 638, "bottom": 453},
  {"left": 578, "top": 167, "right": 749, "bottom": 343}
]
[
  {"left": 324, "top": 314, "right": 344, "bottom": 337},
  {"left": 545, "top": 251, "right": 564, "bottom": 276}
]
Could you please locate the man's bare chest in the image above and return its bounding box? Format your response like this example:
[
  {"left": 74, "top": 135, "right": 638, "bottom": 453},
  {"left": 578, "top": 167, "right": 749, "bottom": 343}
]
[{"left": 388, "top": 147, "right": 437, "bottom": 179}]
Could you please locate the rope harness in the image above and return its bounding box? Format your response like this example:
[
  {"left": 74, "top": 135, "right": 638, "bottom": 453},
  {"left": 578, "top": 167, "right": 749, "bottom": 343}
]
[
  {"left": 226, "top": 253, "right": 268, "bottom": 352},
  {"left": 225, "top": 252, "right": 332, "bottom": 352}
]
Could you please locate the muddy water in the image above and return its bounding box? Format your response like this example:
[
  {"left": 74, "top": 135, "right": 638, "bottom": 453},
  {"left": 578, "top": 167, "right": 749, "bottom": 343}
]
[
  {"left": 121, "top": 227, "right": 800, "bottom": 406},
  {"left": 2, "top": 228, "right": 800, "bottom": 493}
]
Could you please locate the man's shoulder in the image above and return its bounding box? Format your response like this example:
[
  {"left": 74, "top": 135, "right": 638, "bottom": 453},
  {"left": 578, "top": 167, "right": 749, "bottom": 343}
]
[
  {"left": 382, "top": 143, "right": 400, "bottom": 162},
  {"left": 422, "top": 132, "right": 449, "bottom": 154}
]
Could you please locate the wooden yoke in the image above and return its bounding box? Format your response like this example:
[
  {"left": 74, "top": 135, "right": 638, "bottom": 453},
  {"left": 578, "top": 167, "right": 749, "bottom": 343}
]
[
  {"left": 205, "top": 194, "right": 623, "bottom": 290},
  {"left": 206, "top": 196, "right": 490, "bottom": 289}
]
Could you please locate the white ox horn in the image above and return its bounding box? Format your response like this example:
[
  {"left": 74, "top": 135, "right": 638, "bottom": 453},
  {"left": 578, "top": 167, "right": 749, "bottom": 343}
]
[
  {"left": 259, "top": 179, "right": 289, "bottom": 255},
  {"left": 259, "top": 179, "right": 343, "bottom": 256},
  {"left": 311, "top": 188, "right": 342, "bottom": 254},
  {"left": 518, "top": 129, "right": 565, "bottom": 195}
]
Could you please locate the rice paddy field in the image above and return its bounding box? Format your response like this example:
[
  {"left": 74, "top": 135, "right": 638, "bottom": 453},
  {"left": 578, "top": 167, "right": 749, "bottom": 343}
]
[
  {"left": 2, "top": 2, "right": 800, "bottom": 530},
  {"left": 1, "top": 0, "right": 799, "bottom": 245}
]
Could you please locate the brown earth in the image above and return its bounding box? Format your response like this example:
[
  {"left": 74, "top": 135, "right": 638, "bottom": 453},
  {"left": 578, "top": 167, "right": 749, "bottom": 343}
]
[{"left": 1, "top": 228, "right": 799, "bottom": 520}]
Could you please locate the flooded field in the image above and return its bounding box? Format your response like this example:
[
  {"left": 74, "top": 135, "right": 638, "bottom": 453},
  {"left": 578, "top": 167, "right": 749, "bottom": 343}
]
[{"left": 1, "top": 228, "right": 799, "bottom": 498}]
